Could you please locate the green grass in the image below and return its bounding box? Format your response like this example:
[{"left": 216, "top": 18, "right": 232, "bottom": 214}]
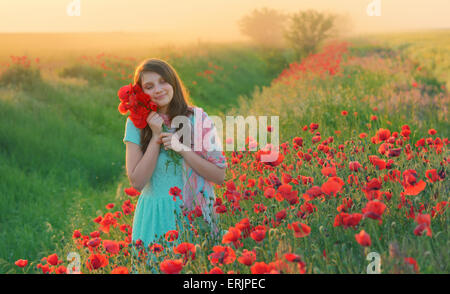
[
  {"left": 347, "top": 30, "right": 450, "bottom": 89},
  {"left": 1, "top": 31, "right": 448, "bottom": 274},
  {"left": 0, "top": 41, "right": 293, "bottom": 273}
]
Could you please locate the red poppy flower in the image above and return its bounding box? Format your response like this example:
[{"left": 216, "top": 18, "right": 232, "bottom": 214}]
[
  {"left": 165, "top": 230, "right": 179, "bottom": 242},
  {"left": 321, "top": 166, "right": 337, "bottom": 177},
  {"left": 312, "top": 135, "right": 321, "bottom": 144},
  {"left": 387, "top": 148, "right": 402, "bottom": 157},
  {"left": 15, "top": 259, "right": 28, "bottom": 268},
  {"left": 118, "top": 83, "right": 158, "bottom": 129},
  {"left": 362, "top": 200, "right": 386, "bottom": 224},
  {"left": 160, "top": 259, "right": 183, "bottom": 274},
  {"left": 334, "top": 212, "right": 362, "bottom": 228},
  {"left": 282, "top": 173, "right": 292, "bottom": 184},
  {"left": 103, "top": 240, "right": 120, "bottom": 255},
  {"left": 208, "top": 246, "right": 236, "bottom": 265},
  {"left": 309, "top": 123, "right": 319, "bottom": 132},
  {"left": 300, "top": 202, "right": 317, "bottom": 216},
  {"left": 362, "top": 178, "right": 383, "bottom": 200},
  {"left": 38, "top": 263, "right": 50, "bottom": 274},
  {"left": 321, "top": 177, "right": 344, "bottom": 197},
  {"left": 208, "top": 267, "right": 224, "bottom": 274},
  {"left": 222, "top": 227, "right": 241, "bottom": 245},
  {"left": 47, "top": 253, "right": 59, "bottom": 266},
  {"left": 86, "top": 253, "right": 109, "bottom": 271},
  {"left": 275, "top": 209, "right": 287, "bottom": 221},
  {"left": 287, "top": 222, "right": 311, "bottom": 238},
  {"left": 251, "top": 262, "right": 274, "bottom": 274},
  {"left": 284, "top": 253, "right": 303, "bottom": 263},
  {"left": 354, "top": 230, "right": 371, "bottom": 247},
  {"left": 402, "top": 169, "right": 426, "bottom": 195},
  {"left": 99, "top": 212, "right": 117, "bottom": 234},
  {"left": 173, "top": 242, "right": 196, "bottom": 260},
  {"left": 235, "top": 218, "right": 252, "bottom": 238},
  {"left": 169, "top": 186, "right": 183, "bottom": 201},
  {"left": 292, "top": 137, "right": 303, "bottom": 146},
  {"left": 349, "top": 161, "right": 362, "bottom": 172},
  {"left": 90, "top": 231, "right": 100, "bottom": 238},
  {"left": 72, "top": 230, "right": 81, "bottom": 239},
  {"left": 87, "top": 237, "right": 101, "bottom": 248},
  {"left": 238, "top": 249, "right": 256, "bottom": 266},
  {"left": 264, "top": 187, "right": 276, "bottom": 199},
  {"left": 425, "top": 169, "right": 440, "bottom": 183},
  {"left": 269, "top": 259, "right": 289, "bottom": 273},
  {"left": 277, "top": 184, "right": 299, "bottom": 204},
  {"left": 149, "top": 243, "right": 164, "bottom": 254},
  {"left": 111, "top": 266, "right": 129, "bottom": 274},
  {"left": 122, "top": 199, "right": 135, "bottom": 216},
  {"left": 215, "top": 204, "right": 227, "bottom": 214},
  {"left": 374, "top": 128, "right": 391, "bottom": 143},
  {"left": 194, "top": 205, "right": 203, "bottom": 217},
  {"left": 124, "top": 187, "right": 141, "bottom": 197},
  {"left": 55, "top": 265, "right": 67, "bottom": 274},
  {"left": 255, "top": 148, "right": 284, "bottom": 167},
  {"left": 305, "top": 186, "right": 323, "bottom": 200},
  {"left": 414, "top": 214, "right": 432, "bottom": 237},
  {"left": 368, "top": 155, "right": 386, "bottom": 170},
  {"left": 250, "top": 225, "right": 267, "bottom": 243}
]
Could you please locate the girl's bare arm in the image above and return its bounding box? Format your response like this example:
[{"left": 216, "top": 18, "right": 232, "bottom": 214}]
[
  {"left": 179, "top": 149, "right": 226, "bottom": 185},
  {"left": 126, "top": 137, "right": 161, "bottom": 191}
]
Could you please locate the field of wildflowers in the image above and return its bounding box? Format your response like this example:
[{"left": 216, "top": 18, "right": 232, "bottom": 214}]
[{"left": 3, "top": 33, "right": 449, "bottom": 274}]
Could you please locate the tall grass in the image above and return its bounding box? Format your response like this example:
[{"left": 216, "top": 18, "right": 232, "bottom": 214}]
[
  {"left": 0, "top": 41, "right": 289, "bottom": 273},
  {"left": 1, "top": 31, "right": 448, "bottom": 274}
]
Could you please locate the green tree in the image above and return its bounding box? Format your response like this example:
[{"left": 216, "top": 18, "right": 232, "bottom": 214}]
[
  {"left": 285, "top": 9, "right": 340, "bottom": 60},
  {"left": 238, "top": 7, "right": 288, "bottom": 48}
]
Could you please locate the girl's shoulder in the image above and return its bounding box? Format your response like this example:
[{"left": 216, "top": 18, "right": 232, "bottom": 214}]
[
  {"left": 187, "top": 105, "right": 201, "bottom": 113},
  {"left": 187, "top": 105, "right": 204, "bottom": 121}
]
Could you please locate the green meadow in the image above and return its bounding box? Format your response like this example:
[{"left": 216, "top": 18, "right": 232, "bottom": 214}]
[
  {"left": 0, "top": 34, "right": 292, "bottom": 272},
  {"left": 0, "top": 30, "right": 448, "bottom": 273}
]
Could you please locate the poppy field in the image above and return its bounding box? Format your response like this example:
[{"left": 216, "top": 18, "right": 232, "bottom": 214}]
[{"left": 3, "top": 32, "right": 450, "bottom": 274}]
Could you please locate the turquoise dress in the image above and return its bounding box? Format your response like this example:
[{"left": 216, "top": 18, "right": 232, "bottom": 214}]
[{"left": 122, "top": 117, "right": 191, "bottom": 249}]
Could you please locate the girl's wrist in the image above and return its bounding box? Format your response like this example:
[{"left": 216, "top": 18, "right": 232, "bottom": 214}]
[
  {"left": 150, "top": 136, "right": 161, "bottom": 145},
  {"left": 179, "top": 145, "right": 192, "bottom": 156}
]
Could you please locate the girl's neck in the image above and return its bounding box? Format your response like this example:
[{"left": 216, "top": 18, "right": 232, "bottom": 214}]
[
  {"left": 158, "top": 105, "right": 168, "bottom": 115},
  {"left": 157, "top": 109, "right": 171, "bottom": 127}
]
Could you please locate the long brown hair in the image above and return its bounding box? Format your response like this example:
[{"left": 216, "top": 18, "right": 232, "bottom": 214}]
[{"left": 133, "top": 58, "right": 194, "bottom": 153}]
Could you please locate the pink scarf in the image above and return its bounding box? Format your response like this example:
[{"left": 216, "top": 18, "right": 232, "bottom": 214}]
[{"left": 180, "top": 107, "right": 227, "bottom": 233}]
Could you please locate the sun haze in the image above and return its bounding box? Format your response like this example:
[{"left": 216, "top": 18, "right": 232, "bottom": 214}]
[{"left": 0, "top": 0, "right": 448, "bottom": 41}]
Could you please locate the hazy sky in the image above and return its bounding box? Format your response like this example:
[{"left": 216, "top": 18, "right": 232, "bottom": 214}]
[{"left": 0, "top": 0, "right": 449, "bottom": 41}]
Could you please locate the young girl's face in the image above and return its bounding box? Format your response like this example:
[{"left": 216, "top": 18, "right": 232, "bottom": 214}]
[{"left": 141, "top": 71, "right": 174, "bottom": 113}]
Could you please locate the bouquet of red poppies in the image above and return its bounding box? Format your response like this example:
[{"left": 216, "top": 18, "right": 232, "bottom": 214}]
[
  {"left": 118, "top": 82, "right": 182, "bottom": 173},
  {"left": 117, "top": 83, "right": 158, "bottom": 129}
]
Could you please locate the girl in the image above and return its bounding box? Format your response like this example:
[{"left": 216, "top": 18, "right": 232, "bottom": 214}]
[{"left": 122, "top": 58, "right": 227, "bottom": 255}]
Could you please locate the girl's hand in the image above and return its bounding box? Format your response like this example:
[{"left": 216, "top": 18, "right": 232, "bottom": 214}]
[
  {"left": 146, "top": 111, "right": 163, "bottom": 138},
  {"left": 160, "top": 132, "right": 191, "bottom": 153}
]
